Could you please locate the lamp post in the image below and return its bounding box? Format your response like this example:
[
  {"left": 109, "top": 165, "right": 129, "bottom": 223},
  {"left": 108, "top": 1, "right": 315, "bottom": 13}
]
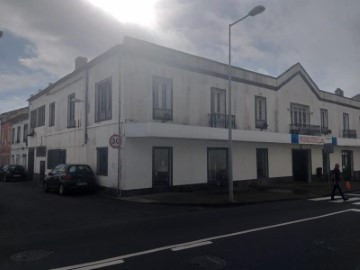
[{"left": 227, "top": 5, "right": 265, "bottom": 202}]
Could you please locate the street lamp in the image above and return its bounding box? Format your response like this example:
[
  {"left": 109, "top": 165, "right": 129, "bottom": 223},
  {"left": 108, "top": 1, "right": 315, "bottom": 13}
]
[{"left": 227, "top": 5, "right": 265, "bottom": 202}]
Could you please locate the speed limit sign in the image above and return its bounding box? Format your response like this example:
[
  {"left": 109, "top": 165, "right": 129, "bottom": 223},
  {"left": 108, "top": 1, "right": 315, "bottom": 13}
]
[{"left": 109, "top": 134, "right": 121, "bottom": 148}]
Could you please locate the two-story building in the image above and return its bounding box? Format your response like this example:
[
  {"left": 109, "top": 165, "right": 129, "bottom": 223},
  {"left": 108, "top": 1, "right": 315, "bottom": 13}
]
[
  {"left": 27, "top": 36, "right": 360, "bottom": 195},
  {"left": 9, "top": 111, "right": 29, "bottom": 169},
  {"left": 0, "top": 107, "right": 28, "bottom": 167}
]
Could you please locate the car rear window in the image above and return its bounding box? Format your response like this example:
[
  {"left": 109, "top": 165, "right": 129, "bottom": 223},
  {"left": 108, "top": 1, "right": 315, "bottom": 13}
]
[{"left": 68, "top": 165, "right": 93, "bottom": 174}]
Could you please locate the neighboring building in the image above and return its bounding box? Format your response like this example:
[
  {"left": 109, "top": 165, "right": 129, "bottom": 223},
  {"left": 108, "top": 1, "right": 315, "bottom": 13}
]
[
  {"left": 9, "top": 112, "right": 29, "bottom": 169},
  {"left": 0, "top": 107, "right": 28, "bottom": 167},
  {"left": 27, "top": 37, "right": 360, "bottom": 195}
]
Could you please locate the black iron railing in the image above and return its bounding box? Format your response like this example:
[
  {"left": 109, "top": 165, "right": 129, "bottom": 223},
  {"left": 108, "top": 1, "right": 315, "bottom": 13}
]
[
  {"left": 343, "top": 129, "right": 357, "bottom": 139},
  {"left": 153, "top": 108, "right": 172, "bottom": 121},
  {"left": 209, "top": 113, "right": 235, "bottom": 128},
  {"left": 289, "top": 124, "right": 321, "bottom": 136}
]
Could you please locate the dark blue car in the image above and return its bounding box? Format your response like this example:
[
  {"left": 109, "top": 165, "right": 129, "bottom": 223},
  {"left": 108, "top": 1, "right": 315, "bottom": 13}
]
[{"left": 43, "top": 164, "right": 98, "bottom": 195}]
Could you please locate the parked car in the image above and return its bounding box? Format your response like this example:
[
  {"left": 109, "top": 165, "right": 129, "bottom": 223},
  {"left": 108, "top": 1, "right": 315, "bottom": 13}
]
[
  {"left": 43, "top": 164, "right": 98, "bottom": 195},
  {"left": 0, "top": 165, "right": 27, "bottom": 182}
]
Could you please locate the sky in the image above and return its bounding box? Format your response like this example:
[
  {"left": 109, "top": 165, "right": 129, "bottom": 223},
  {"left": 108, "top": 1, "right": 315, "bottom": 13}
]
[{"left": 0, "top": 0, "right": 360, "bottom": 114}]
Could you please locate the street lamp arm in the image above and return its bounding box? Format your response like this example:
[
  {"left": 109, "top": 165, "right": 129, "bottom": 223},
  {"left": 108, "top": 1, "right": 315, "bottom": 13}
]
[{"left": 230, "top": 15, "right": 250, "bottom": 27}]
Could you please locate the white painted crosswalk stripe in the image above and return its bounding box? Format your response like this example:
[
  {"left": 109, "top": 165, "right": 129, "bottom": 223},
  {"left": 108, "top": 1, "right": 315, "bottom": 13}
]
[
  {"left": 352, "top": 202, "right": 360, "bottom": 206},
  {"left": 309, "top": 196, "right": 341, "bottom": 201},
  {"left": 330, "top": 197, "right": 360, "bottom": 203}
]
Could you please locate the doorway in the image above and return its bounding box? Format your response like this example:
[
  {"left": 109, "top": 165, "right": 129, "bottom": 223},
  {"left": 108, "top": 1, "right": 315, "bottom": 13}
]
[
  {"left": 207, "top": 148, "right": 228, "bottom": 185},
  {"left": 341, "top": 150, "right": 353, "bottom": 180},
  {"left": 292, "top": 149, "right": 311, "bottom": 182},
  {"left": 27, "top": 148, "right": 35, "bottom": 181},
  {"left": 152, "top": 147, "right": 172, "bottom": 187}
]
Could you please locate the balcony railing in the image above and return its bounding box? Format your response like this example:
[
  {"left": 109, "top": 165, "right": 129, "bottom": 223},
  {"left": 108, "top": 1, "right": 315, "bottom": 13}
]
[
  {"left": 289, "top": 124, "right": 321, "bottom": 136},
  {"left": 209, "top": 113, "right": 235, "bottom": 129},
  {"left": 153, "top": 108, "right": 172, "bottom": 121},
  {"left": 321, "top": 127, "right": 331, "bottom": 135},
  {"left": 343, "top": 129, "right": 357, "bottom": 139}
]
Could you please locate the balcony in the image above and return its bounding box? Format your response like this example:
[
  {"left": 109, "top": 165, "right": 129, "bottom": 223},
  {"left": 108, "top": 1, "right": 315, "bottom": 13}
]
[
  {"left": 209, "top": 113, "right": 235, "bottom": 129},
  {"left": 321, "top": 127, "right": 331, "bottom": 135},
  {"left": 343, "top": 129, "right": 357, "bottom": 139},
  {"left": 289, "top": 124, "right": 321, "bottom": 136},
  {"left": 153, "top": 108, "right": 172, "bottom": 121}
]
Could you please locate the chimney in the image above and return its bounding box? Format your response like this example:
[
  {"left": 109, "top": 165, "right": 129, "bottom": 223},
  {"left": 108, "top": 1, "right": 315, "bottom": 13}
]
[
  {"left": 75, "top": 56, "right": 88, "bottom": 70},
  {"left": 335, "top": 88, "right": 344, "bottom": 97},
  {"left": 352, "top": 94, "right": 360, "bottom": 101}
]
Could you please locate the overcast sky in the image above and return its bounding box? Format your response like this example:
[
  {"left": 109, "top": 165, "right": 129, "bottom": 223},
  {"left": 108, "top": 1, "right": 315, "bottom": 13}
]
[{"left": 0, "top": 0, "right": 360, "bottom": 113}]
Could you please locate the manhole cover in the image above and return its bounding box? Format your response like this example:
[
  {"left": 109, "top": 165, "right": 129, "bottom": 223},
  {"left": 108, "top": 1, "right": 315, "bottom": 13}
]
[
  {"left": 190, "top": 255, "right": 227, "bottom": 269},
  {"left": 11, "top": 249, "right": 53, "bottom": 262}
]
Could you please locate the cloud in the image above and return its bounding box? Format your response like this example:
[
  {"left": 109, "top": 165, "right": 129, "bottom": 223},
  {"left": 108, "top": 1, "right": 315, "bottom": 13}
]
[{"left": 0, "top": 0, "right": 360, "bottom": 111}]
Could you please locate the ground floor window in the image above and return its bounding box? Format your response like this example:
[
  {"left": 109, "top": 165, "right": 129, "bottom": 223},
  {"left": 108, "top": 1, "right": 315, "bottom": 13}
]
[
  {"left": 207, "top": 148, "right": 228, "bottom": 184},
  {"left": 153, "top": 147, "right": 172, "bottom": 187},
  {"left": 256, "top": 148, "right": 268, "bottom": 179},
  {"left": 47, "top": 149, "right": 66, "bottom": 169},
  {"left": 96, "top": 147, "right": 108, "bottom": 176}
]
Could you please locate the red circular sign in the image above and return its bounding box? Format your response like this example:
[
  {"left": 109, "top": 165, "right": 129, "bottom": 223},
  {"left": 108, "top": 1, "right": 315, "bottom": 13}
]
[{"left": 109, "top": 134, "right": 121, "bottom": 148}]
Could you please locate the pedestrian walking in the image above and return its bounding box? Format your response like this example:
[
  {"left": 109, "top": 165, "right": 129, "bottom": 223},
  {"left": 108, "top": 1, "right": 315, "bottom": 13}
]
[{"left": 331, "top": 163, "right": 348, "bottom": 201}]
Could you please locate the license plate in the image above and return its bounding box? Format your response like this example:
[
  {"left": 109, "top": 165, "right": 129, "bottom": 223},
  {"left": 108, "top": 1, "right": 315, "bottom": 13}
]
[{"left": 77, "top": 182, "right": 87, "bottom": 186}]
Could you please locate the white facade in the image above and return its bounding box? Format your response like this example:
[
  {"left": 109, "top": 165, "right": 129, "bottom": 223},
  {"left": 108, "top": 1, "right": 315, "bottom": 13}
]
[
  {"left": 28, "top": 37, "right": 360, "bottom": 194},
  {"left": 10, "top": 117, "right": 29, "bottom": 169}
]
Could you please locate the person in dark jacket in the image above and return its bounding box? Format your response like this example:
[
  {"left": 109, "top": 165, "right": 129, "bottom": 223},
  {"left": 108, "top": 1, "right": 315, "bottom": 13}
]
[{"left": 331, "top": 163, "right": 348, "bottom": 201}]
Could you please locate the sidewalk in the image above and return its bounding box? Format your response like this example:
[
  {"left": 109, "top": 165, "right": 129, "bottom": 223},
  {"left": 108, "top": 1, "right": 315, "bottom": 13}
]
[{"left": 121, "top": 181, "right": 360, "bottom": 206}]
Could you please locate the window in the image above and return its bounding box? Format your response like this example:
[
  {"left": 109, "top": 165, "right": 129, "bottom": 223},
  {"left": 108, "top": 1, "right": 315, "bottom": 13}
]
[
  {"left": 11, "top": 128, "right": 15, "bottom": 144},
  {"left": 320, "top": 109, "right": 328, "bottom": 128},
  {"left": 320, "top": 109, "right": 329, "bottom": 134},
  {"left": 68, "top": 93, "right": 76, "bottom": 128},
  {"left": 47, "top": 149, "right": 66, "bottom": 169},
  {"left": 96, "top": 147, "right": 108, "bottom": 176},
  {"left": 290, "top": 103, "right": 310, "bottom": 126},
  {"left": 37, "top": 105, "right": 45, "bottom": 127},
  {"left": 256, "top": 148, "right": 268, "bottom": 179},
  {"left": 49, "top": 102, "right": 55, "bottom": 127},
  {"left": 255, "top": 96, "right": 267, "bottom": 129},
  {"left": 36, "top": 146, "right": 46, "bottom": 157},
  {"left": 95, "top": 78, "right": 112, "bottom": 122},
  {"left": 207, "top": 148, "right": 228, "bottom": 184},
  {"left": 16, "top": 126, "right": 21, "bottom": 143},
  {"left": 23, "top": 124, "right": 28, "bottom": 142},
  {"left": 153, "top": 76, "right": 172, "bottom": 120},
  {"left": 343, "top": 113, "right": 349, "bottom": 130},
  {"left": 30, "top": 109, "right": 37, "bottom": 128},
  {"left": 211, "top": 87, "right": 226, "bottom": 114},
  {"left": 153, "top": 147, "right": 172, "bottom": 187}
]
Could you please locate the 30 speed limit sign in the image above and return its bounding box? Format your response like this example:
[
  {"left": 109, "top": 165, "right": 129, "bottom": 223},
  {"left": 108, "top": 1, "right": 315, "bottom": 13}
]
[{"left": 109, "top": 134, "right": 121, "bottom": 148}]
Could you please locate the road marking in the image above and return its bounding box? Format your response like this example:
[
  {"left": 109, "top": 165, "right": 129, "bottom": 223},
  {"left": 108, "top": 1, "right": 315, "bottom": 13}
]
[
  {"left": 309, "top": 196, "right": 341, "bottom": 201},
  {"left": 352, "top": 202, "right": 360, "bottom": 206},
  {"left": 346, "top": 193, "right": 360, "bottom": 197},
  {"left": 171, "top": 241, "right": 212, "bottom": 251},
  {"left": 51, "top": 209, "right": 356, "bottom": 270},
  {"left": 51, "top": 259, "right": 124, "bottom": 270},
  {"left": 330, "top": 197, "right": 360, "bottom": 203}
]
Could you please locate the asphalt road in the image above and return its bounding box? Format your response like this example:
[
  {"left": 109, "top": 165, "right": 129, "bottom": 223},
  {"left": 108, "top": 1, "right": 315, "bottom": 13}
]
[{"left": 1, "top": 181, "right": 359, "bottom": 270}]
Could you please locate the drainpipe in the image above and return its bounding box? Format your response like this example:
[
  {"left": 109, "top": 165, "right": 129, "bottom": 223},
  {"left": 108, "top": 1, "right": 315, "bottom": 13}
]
[
  {"left": 117, "top": 49, "right": 123, "bottom": 197},
  {"left": 84, "top": 69, "right": 89, "bottom": 144}
]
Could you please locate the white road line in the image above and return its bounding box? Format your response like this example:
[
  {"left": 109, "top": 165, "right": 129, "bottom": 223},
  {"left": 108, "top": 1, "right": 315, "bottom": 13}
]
[
  {"left": 352, "top": 202, "right": 360, "bottom": 206},
  {"left": 171, "top": 241, "right": 212, "bottom": 251},
  {"left": 309, "top": 196, "right": 341, "bottom": 201},
  {"left": 346, "top": 193, "right": 360, "bottom": 196},
  {"left": 330, "top": 198, "right": 360, "bottom": 203},
  {"left": 51, "top": 209, "right": 356, "bottom": 270}
]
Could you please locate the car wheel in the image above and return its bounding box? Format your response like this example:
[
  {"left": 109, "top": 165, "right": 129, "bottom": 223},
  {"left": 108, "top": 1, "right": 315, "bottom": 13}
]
[
  {"left": 43, "top": 182, "right": 49, "bottom": 193},
  {"left": 59, "top": 184, "right": 66, "bottom": 196}
]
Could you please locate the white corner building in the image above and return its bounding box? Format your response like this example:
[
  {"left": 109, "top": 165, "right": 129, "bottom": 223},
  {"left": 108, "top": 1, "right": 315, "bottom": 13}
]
[{"left": 27, "top": 37, "right": 360, "bottom": 195}]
